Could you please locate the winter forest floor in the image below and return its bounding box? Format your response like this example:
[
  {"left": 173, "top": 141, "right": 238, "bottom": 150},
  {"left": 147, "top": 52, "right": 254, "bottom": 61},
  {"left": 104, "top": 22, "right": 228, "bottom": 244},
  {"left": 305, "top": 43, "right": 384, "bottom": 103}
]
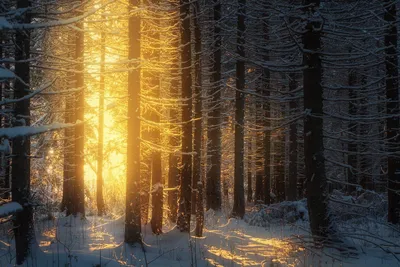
[{"left": 0, "top": 207, "right": 399, "bottom": 267}]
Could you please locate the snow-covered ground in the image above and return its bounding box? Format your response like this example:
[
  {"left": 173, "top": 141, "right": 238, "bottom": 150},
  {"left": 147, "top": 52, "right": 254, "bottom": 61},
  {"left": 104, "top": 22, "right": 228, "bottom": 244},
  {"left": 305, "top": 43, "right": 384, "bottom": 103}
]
[{"left": 0, "top": 210, "right": 398, "bottom": 266}]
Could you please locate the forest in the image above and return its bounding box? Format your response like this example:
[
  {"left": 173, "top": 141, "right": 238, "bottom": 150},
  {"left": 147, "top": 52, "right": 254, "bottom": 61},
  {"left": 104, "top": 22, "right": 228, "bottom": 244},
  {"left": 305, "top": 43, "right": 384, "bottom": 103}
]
[{"left": 0, "top": 0, "right": 400, "bottom": 266}]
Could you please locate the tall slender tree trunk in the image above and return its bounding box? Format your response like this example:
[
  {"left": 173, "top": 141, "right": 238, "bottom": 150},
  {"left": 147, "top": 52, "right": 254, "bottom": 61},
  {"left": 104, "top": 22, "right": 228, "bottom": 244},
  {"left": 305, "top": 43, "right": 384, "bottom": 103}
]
[
  {"left": 73, "top": 0, "right": 85, "bottom": 216},
  {"left": 193, "top": 0, "right": 204, "bottom": 237},
  {"left": 176, "top": 0, "right": 193, "bottom": 232},
  {"left": 206, "top": 0, "right": 222, "bottom": 211},
  {"left": 150, "top": 2, "right": 163, "bottom": 234},
  {"left": 254, "top": 82, "right": 264, "bottom": 203},
  {"left": 347, "top": 67, "right": 358, "bottom": 194},
  {"left": 262, "top": 15, "right": 271, "bottom": 205},
  {"left": 287, "top": 73, "right": 298, "bottom": 201},
  {"left": 168, "top": 35, "right": 180, "bottom": 222},
  {"left": 125, "top": 0, "right": 142, "bottom": 244},
  {"left": 97, "top": 10, "right": 106, "bottom": 216},
  {"left": 384, "top": 0, "right": 400, "bottom": 224},
  {"left": 232, "top": 0, "right": 246, "bottom": 218},
  {"left": 247, "top": 129, "right": 253, "bottom": 203},
  {"left": 303, "top": 0, "right": 331, "bottom": 238},
  {"left": 12, "top": 0, "right": 34, "bottom": 263}
]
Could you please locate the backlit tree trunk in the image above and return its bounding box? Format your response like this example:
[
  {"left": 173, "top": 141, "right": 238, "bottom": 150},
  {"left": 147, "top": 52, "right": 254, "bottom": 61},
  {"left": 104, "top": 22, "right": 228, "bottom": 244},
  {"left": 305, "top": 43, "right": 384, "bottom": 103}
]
[
  {"left": 232, "top": 0, "right": 246, "bottom": 219},
  {"left": 125, "top": 0, "right": 142, "bottom": 244},
  {"left": 12, "top": 0, "right": 34, "bottom": 263},
  {"left": 206, "top": 0, "right": 222, "bottom": 211},
  {"left": 176, "top": 0, "right": 193, "bottom": 232}
]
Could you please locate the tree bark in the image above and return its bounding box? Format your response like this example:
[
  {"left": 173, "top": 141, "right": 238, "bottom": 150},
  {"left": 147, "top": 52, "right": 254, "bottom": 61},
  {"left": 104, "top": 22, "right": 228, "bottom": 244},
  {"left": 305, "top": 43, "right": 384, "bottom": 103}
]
[
  {"left": 73, "top": 0, "right": 85, "bottom": 216},
  {"left": 193, "top": 0, "right": 204, "bottom": 237},
  {"left": 176, "top": 0, "right": 193, "bottom": 232},
  {"left": 12, "top": 0, "right": 34, "bottom": 263},
  {"left": 125, "top": 0, "right": 142, "bottom": 244},
  {"left": 303, "top": 0, "right": 331, "bottom": 239},
  {"left": 232, "top": 0, "right": 246, "bottom": 219},
  {"left": 287, "top": 73, "right": 298, "bottom": 201},
  {"left": 206, "top": 0, "right": 222, "bottom": 211},
  {"left": 384, "top": 0, "right": 400, "bottom": 224},
  {"left": 97, "top": 9, "right": 106, "bottom": 216},
  {"left": 150, "top": 1, "right": 163, "bottom": 234}
]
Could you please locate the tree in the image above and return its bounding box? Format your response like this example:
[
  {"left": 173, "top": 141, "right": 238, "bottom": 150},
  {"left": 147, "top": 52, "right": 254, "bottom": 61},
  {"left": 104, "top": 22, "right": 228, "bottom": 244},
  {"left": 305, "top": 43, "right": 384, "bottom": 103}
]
[
  {"left": 168, "top": 5, "right": 180, "bottom": 222},
  {"left": 97, "top": 7, "right": 106, "bottom": 216},
  {"left": 193, "top": 0, "right": 204, "bottom": 237},
  {"left": 262, "top": 8, "right": 271, "bottom": 205},
  {"left": 150, "top": 0, "right": 163, "bottom": 234},
  {"left": 176, "top": 0, "right": 192, "bottom": 232},
  {"left": 73, "top": 0, "right": 85, "bottom": 216},
  {"left": 206, "top": 0, "right": 222, "bottom": 211},
  {"left": 302, "top": 0, "right": 331, "bottom": 238},
  {"left": 125, "top": 0, "right": 142, "bottom": 244},
  {"left": 384, "top": 0, "right": 400, "bottom": 224},
  {"left": 12, "top": 0, "right": 34, "bottom": 263},
  {"left": 287, "top": 73, "right": 298, "bottom": 201},
  {"left": 232, "top": 0, "right": 246, "bottom": 218}
]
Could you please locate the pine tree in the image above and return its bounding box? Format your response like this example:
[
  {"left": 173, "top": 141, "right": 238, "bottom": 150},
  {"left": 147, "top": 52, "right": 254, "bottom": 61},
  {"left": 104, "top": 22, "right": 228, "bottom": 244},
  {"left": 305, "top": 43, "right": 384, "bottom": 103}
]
[
  {"left": 12, "top": 0, "right": 34, "bottom": 263},
  {"left": 125, "top": 0, "right": 142, "bottom": 244}
]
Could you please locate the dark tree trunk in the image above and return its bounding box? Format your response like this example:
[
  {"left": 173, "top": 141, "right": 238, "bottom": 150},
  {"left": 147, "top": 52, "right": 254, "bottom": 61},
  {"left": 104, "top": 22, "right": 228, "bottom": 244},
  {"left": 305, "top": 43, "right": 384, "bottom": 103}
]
[
  {"left": 73, "top": 1, "right": 85, "bottom": 216},
  {"left": 176, "top": 0, "right": 193, "bottom": 232},
  {"left": 262, "top": 16, "right": 271, "bottom": 205},
  {"left": 97, "top": 11, "right": 106, "bottom": 216},
  {"left": 125, "top": 0, "right": 142, "bottom": 244},
  {"left": 168, "top": 1, "right": 180, "bottom": 223},
  {"left": 384, "top": 0, "right": 400, "bottom": 224},
  {"left": 12, "top": 0, "right": 34, "bottom": 264},
  {"left": 303, "top": 0, "right": 331, "bottom": 238},
  {"left": 150, "top": 2, "right": 163, "bottom": 234},
  {"left": 247, "top": 130, "right": 253, "bottom": 203},
  {"left": 347, "top": 67, "right": 358, "bottom": 194},
  {"left": 254, "top": 88, "right": 264, "bottom": 203},
  {"left": 206, "top": 0, "right": 222, "bottom": 211},
  {"left": 193, "top": 1, "right": 204, "bottom": 237},
  {"left": 232, "top": 0, "right": 246, "bottom": 219},
  {"left": 274, "top": 119, "right": 285, "bottom": 202},
  {"left": 287, "top": 73, "right": 298, "bottom": 201}
]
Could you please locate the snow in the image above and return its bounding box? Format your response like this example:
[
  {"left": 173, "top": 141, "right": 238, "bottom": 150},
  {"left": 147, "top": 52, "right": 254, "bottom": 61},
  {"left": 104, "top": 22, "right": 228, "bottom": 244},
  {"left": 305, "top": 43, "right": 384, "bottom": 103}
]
[
  {"left": 0, "top": 210, "right": 397, "bottom": 266},
  {"left": 0, "top": 68, "right": 14, "bottom": 79},
  {"left": 0, "top": 123, "right": 78, "bottom": 139},
  {"left": 0, "top": 202, "right": 22, "bottom": 218},
  {"left": 0, "top": 17, "right": 12, "bottom": 30}
]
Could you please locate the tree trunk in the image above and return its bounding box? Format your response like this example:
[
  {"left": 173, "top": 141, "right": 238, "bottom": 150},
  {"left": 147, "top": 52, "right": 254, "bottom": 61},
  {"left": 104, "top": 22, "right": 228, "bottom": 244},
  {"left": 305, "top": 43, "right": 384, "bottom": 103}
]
[
  {"left": 193, "top": 0, "right": 204, "bottom": 237},
  {"left": 262, "top": 16, "right": 271, "bottom": 205},
  {"left": 232, "top": 0, "right": 246, "bottom": 219},
  {"left": 150, "top": 1, "right": 163, "bottom": 234},
  {"left": 247, "top": 129, "right": 253, "bottom": 203},
  {"left": 97, "top": 10, "right": 106, "bottom": 216},
  {"left": 168, "top": 1, "right": 180, "bottom": 223},
  {"left": 206, "top": 0, "right": 222, "bottom": 211},
  {"left": 287, "top": 73, "right": 298, "bottom": 201},
  {"left": 125, "top": 0, "right": 142, "bottom": 244},
  {"left": 12, "top": 0, "right": 34, "bottom": 263},
  {"left": 73, "top": 0, "right": 85, "bottom": 216},
  {"left": 347, "top": 67, "right": 358, "bottom": 194},
  {"left": 303, "top": 0, "right": 331, "bottom": 239},
  {"left": 176, "top": 0, "right": 193, "bottom": 232},
  {"left": 384, "top": 0, "right": 400, "bottom": 224}
]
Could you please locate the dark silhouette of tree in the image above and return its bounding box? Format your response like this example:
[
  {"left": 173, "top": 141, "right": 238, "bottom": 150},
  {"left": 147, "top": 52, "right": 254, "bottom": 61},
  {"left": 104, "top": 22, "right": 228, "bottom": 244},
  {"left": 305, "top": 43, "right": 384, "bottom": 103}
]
[
  {"left": 125, "top": 0, "right": 142, "bottom": 244},
  {"left": 206, "top": 0, "right": 222, "bottom": 211},
  {"left": 384, "top": 0, "right": 400, "bottom": 224},
  {"left": 232, "top": 0, "right": 246, "bottom": 219},
  {"left": 12, "top": 0, "right": 34, "bottom": 263},
  {"left": 302, "top": 0, "right": 331, "bottom": 238},
  {"left": 176, "top": 0, "right": 193, "bottom": 232}
]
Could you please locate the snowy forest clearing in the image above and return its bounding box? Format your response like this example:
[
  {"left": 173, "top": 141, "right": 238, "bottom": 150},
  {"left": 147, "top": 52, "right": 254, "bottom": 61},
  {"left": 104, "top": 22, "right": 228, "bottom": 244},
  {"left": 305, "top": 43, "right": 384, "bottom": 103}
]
[{"left": 0, "top": 211, "right": 398, "bottom": 267}]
